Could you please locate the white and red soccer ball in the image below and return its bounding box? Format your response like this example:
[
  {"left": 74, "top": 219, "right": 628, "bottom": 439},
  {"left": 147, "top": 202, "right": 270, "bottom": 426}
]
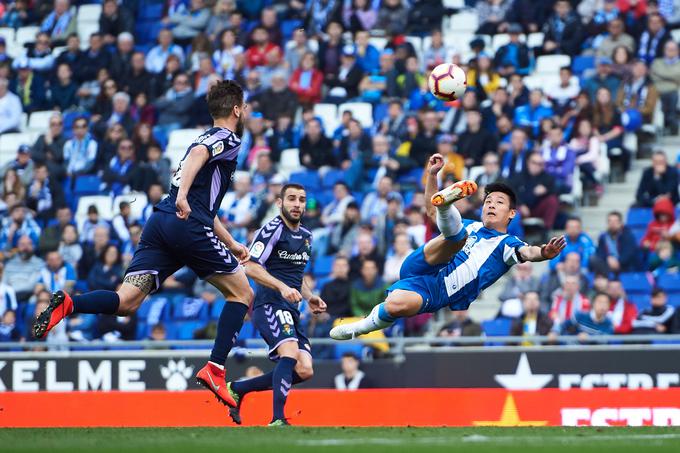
[{"left": 428, "top": 63, "right": 467, "bottom": 101}]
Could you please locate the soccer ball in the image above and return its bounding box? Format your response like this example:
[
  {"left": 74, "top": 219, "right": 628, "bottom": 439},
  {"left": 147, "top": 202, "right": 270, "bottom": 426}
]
[{"left": 428, "top": 63, "right": 467, "bottom": 101}]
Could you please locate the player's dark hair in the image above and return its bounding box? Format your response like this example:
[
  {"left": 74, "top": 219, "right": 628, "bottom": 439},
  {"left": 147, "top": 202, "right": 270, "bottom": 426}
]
[
  {"left": 484, "top": 182, "right": 517, "bottom": 209},
  {"left": 207, "top": 80, "right": 244, "bottom": 120},
  {"left": 280, "top": 183, "right": 305, "bottom": 199}
]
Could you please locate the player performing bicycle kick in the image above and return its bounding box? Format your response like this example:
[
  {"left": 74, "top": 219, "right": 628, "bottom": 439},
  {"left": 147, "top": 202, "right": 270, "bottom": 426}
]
[{"left": 330, "top": 153, "right": 566, "bottom": 340}]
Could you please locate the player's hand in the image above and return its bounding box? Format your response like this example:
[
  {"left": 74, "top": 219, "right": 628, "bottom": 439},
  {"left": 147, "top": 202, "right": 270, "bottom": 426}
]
[
  {"left": 230, "top": 242, "right": 250, "bottom": 264},
  {"left": 428, "top": 153, "right": 445, "bottom": 175},
  {"left": 308, "top": 295, "right": 327, "bottom": 314},
  {"left": 280, "top": 286, "right": 303, "bottom": 304},
  {"left": 176, "top": 196, "right": 191, "bottom": 220},
  {"left": 541, "top": 236, "right": 566, "bottom": 260}
]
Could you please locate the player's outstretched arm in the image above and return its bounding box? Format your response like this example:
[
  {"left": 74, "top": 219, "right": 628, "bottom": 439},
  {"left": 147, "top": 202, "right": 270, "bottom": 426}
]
[
  {"left": 518, "top": 236, "right": 566, "bottom": 263},
  {"left": 175, "top": 145, "right": 210, "bottom": 220},
  {"left": 424, "top": 153, "right": 445, "bottom": 223},
  {"left": 243, "top": 260, "right": 302, "bottom": 304}
]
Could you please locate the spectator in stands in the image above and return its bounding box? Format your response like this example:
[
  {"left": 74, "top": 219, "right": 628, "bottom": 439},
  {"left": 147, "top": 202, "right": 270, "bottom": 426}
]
[
  {"left": 500, "top": 128, "right": 530, "bottom": 180},
  {"left": 322, "top": 182, "right": 355, "bottom": 227},
  {"left": 1, "top": 144, "right": 33, "bottom": 186},
  {"left": 540, "top": 125, "right": 576, "bottom": 194},
  {"left": 540, "top": 251, "right": 589, "bottom": 307},
  {"left": 0, "top": 0, "right": 34, "bottom": 29},
  {"left": 542, "top": 0, "right": 584, "bottom": 57},
  {"left": 361, "top": 176, "right": 401, "bottom": 224},
  {"left": 245, "top": 26, "right": 281, "bottom": 70},
  {"left": 379, "top": 100, "right": 407, "bottom": 148},
  {"left": 595, "top": 210, "right": 641, "bottom": 274},
  {"left": 438, "top": 310, "right": 482, "bottom": 338},
  {"left": 632, "top": 287, "right": 676, "bottom": 334},
  {"left": 592, "top": 87, "right": 626, "bottom": 171},
  {"left": 637, "top": 12, "right": 672, "bottom": 65},
  {"left": 583, "top": 57, "right": 621, "bottom": 100},
  {"left": 494, "top": 23, "right": 531, "bottom": 76},
  {"left": 0, "top": 204, "right": 41, "bottom": 250},
  {"left": 358, "top": 49, "right": 399, "bottom": 102},
  {"left": 212, "top": 29, "right": 243, "bottom": 81},
  {"left": 206, "top": 0, "right": 236, "bottom": 41},
  {"left": 558, "top": 292, "right": 614, "bottom": 340},
  {"left": 343, "top": 0, "right": 377, "bottom": 33},
  {"left": 32, "top": 113, "right": 66, "bottom": 180},
  {"left": 597, "top": 17, "right": 636, "bottom": 58},
  {"left": 0, "top": 168, "right": 25, "bottom": 204},
  {"left": 123, "top": 52, "right": 153, "bottom": 101},
  {"left": 80, "top": 207, "right": 109, "bottom": 245},
  {"left": 616, "top": 59, "right": 658, "bottom": 127},
  {"left": 78, "top": 224, "right": 109, "bottom": 278},
  {"left": 475, "top": 0, "right": 511, "bottom": 35},
  {"left": 40, "top": 0, "right": 75, "bottom": 45},
  {"left": 328, "top": 201, "right": 361, "bottom": 255},
  {"left": 553, "top": 217, "right": 596, "bottom": 272},
  {"left": 48, "top": 63, "right": 78, "bottom": 111},
  {"left": 87, "top": 244, "right": 124, "bottom": 292},
  {"left": 511, "top": 152, "right": 560, "bottom": 230},
  {"left": 162, "top": 0, "right": 210, "bottom": 46},
  {"left": 349, "top": 231, "right": 384, "bottom": 280},
  {"left": 289, "top": 53, "right": 324, "bottom": 106},
  {"left": 383, "top": 233, "right": 414, "bottom": 284},
  {"left": 0, "top": 309, "right": 20, "bottom": 342},
  {"left": 0, "top": 261, "right": 17, "bottom": 318},
  {"left": 38, "top": 206, "right": 72, "bottom": 253},
  {"left": 651, "top": 40, "right": 680, "bottom": 136},
  {"left": 377, "top": 0, "right": 408, "bottom": 36},
  {"left": 299, "top": 118, "right": 335, "bottom": 170},
  {"left": 2, "top": 235, "right": 44, "bottom": 302},
  {"left": 350, "top": 258, "right": 386, "bottom": 317},
  {"left": 353, "top": 31, "right": 379, "bottom": 74},
  {"left": 606, "top": 279, "right": 638, "bottom": 334},
  {"left": 110, "top": 32, "right": 135, "bottom": 83},
  {"left": 38, "top": 249, "right": 75, "bottom": 293},
  {"left": 475, "top": 152, "right": 501, "bottom": 189},
  {"left": 80, "top": 33, "right": 111, "bottom": 84},
  {"left": 146, "top": 29, "right": 185, "bottom": 74},
  {"left": 153, "top": 73, "right": 194, "bottom": 145},
  {"left": 318, "top": 21, "right": 344, "bottom": 82},
  {"left": 334, "top": 352, "right": 373, "bottom": 390},
  {"left": 511, "top": 291, "right": 554, "bottom": 339},
  {"left": 0, "top": 77, "right": 22, "bottom": 134},
  {"left": 99, "top": 0, "right": 134, "bottom": 45},
  {"left": 568, "top": 118, "right": 602, "bottom": 193},
  {"left": 326, "top": 45, "right": 365, "bottom": 103},
  {"left": 641, "top": 195, "right": 675, "bottom": 251},
  {"left": 513, "top": 89, "right": 554, "bottom": 138},
  {"left": 549, "top": 274, "right": 591, "bottom": 326},
  {"left": 467, "top": 54, "right": 501, "bottom": 103},
  {"left": 457, "top": 110, "right": 498, "bottom": 167},
  {"left": 121, "top": 224, "right": 142, "bottom": 267},
  {"left": 55, "top": 33, "right": 82, "bottom": 76},
  {"left": 151, "top": 54, "right": 182, "bottom": 100},
  {"left": 26, "top": 163, "right": 64, "bottom": 224},
  {"left": 102, "top": 139, "right": 136, "bottom": 197},
  {"left": 320, "top": 255, "right": 352, "bottom": 318},
  {"left": 58, "top": 224, "right": 82, "bottom": 271},
  {"left": 611, "top": 45, "right": 634, "bottom": 80},
  {"left": 220, "top": 173, "right": 256, "bottom": 244},
  {"left": 547, "top": 67, "right": 580, "bottom": 116},
  {"left": 636, "top": 150, "right": 679, "bottom": 207},
  {"left": 63, "top": 117, "right": 97, "bottom": 178},
  {"left": 257, "top": 71, "right": 298, "bottom": 122},
  {"left": 499, "top": 261, "right": 539, "bottom": 303},
  {"left": 15, "top": 32, "right": 54, "bottom": 78}
]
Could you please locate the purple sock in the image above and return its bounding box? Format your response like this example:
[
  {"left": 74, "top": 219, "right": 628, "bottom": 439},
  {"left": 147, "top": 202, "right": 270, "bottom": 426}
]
[
  {"left": 73, "top": 291, "right": 120, "bottom": 315},
  {"left": 209, "top": 301, "right": 248, "bottom": 366},
  {"left": 272, "top": 356, "right": 296, "bottom": 421},
  {"left": 231, "top": 371, "right": 304, "bottom": 397}
]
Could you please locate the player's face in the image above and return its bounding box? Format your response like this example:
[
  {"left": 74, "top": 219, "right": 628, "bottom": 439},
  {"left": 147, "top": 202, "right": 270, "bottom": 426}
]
[
  {"left": 482, "top": 192, "right": 515, "bottom": 231},
  {"left": 278, "top": 188, "right": 306, "bottom": 224}
]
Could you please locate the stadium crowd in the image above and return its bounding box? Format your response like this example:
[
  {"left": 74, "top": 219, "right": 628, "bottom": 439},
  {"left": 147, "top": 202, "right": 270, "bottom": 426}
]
[{"left": 1, "top": 0, "right": 680, "bottom": 357}]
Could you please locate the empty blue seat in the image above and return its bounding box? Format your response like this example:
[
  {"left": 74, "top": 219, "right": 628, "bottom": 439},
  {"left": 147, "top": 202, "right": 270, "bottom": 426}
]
[
  {"left": 316, "top": 189, "right": 334, "bottom": 208},
  {"left": 658, "top": 274, "right": 680, "bottom": 293},
  {"left": 322, "top": 169, "right": 345, "bottom": 189},
  {"left": 170, "top": 295, "right": 208, "bottom": 320},
  {"left": 239, "top": 320, "right": 257, "bottom": 340},
  {"left": 313, "top": 255, "right": 334, "bottom": 277},
  {"left": 137, "top": 294, "right": 170, "bottom": 326},
  {"left": 171, "top": 321, "right": 204, "bottom": 340},
  {"left": 626, "top": 208, "right": 654, "bottom": 228},
  {"left": 620, "top": 272, "right": 653, "bottom": 294},
  {"left": 210, "top": 298, "right": 226, "bottom": 319},
  {"left": 628, "top": 293, "right": 651, "bottom": 311},
  {"left": 571, "top": 55, "right": 595, "bottom": 75},
  {"left": 74, "top": 175, "right": 102, "bottom": 195},
  {"left": 667, "top": 293, "right": 680, "bottom": 308},
  {"left": 631, "top": 226, "right": 646, "bottom": 245},
  {"left": 138, "top": 3, "right": 164, "bottom": 20},
  {"left": 289, "top": 171, "right": 321, "bottom": 192},
  {"left": 481, "top": 318, "right": 512, "bottom": 336},
  {"left": 281, "top": 20, "right": 303, "bottom": 40}
]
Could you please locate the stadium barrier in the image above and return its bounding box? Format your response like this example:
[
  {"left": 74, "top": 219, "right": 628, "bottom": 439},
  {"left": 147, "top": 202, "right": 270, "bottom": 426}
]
[{"left": 3, "top": 388, "right": 680, "bottom": 427}]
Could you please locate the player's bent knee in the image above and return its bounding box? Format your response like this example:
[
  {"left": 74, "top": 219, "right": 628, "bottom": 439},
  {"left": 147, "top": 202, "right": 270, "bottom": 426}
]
[
  {"left": 295, "top": 364, "right": 313, "bottom": 381},
  {"left": 385, "top": 294, "right": 421, "bottom": 318}
]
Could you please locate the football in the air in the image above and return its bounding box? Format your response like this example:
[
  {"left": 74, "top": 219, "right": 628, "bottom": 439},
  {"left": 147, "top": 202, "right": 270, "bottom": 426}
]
[{"left": 428, "top": 63, "right": 467, "bottom": 101}]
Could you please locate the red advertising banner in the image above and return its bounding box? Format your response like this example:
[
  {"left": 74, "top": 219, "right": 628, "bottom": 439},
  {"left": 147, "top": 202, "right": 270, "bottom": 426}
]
[{"left": 2, "top": 388, "right": 680, "bottom": 428}]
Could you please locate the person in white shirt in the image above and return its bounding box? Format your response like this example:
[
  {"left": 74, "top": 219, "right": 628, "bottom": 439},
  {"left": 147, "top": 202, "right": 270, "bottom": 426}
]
[
  {"left": 63, "top": 117, "right": 98, "bottom": 177},
  {"left": 145, "top": 29, "right": 185, "bottom": 73},
  {"left": 333, "top": 352, "right": 372, "bottom": 390},
  {"left": 383, "top": 233, "right": 415, "bottom": 284},
  {"left": 0, "top": 261, "right": 18, "bottom": 317},
  {"left": 548, "top": 66, "right": 580, "bottom": 115},
  {"left": 0, "top": 78, "right": 22, "bottom": 134},
  {"left": 219, "top": 172, "right": 257, "bottom": 243},
  {"left": 321, "top": 182, "right": 355, "bottom": 226}
]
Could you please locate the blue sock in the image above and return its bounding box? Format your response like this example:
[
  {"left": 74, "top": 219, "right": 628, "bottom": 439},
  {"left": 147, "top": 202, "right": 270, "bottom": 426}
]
[
  {"left": 73, "top": 291, "right": 120, "bottom": 315},
  {"left": 272, "top": 356, "right": 296, "bottom": 421},
  {"left": 378, "top": 302, "right": 396, "bottom": 322},
  {"left": 445, "top": 229, "right": 467, "bottom": 243},
  {"left": 231, "top": 371, "right": 304, "bottom": 397},
  {"left": 209, "top": 301, "right": 248, "bottom": 366}
]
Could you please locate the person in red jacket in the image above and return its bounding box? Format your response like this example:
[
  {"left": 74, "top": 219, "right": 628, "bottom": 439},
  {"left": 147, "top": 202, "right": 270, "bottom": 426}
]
[
  {"left": 606, "top": 279, "right": 638, "bottom": 334},
  {"left": 289, "top": 52, "right": 324, "bottom": 106},
  {"left": 641, "top": 196, "right": 675, "bottom": 251},
  {"left": 245, "top": 26, "right": 281, "bottom": 69}
]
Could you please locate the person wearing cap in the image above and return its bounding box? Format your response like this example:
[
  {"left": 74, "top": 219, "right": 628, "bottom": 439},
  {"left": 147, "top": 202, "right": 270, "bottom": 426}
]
[
  {"left": 326, "top": 44, "right": 364, "bottom": 101},
  {"left": 494, "top": 23, "right": 531, "bottom": 76},
  {"left": 0, "top": 77, "right": 22, "bottom": 135},
  {"left": 583, "top": 55, "right": 621, "bottom": 99},
  {"left": 0, "top": 144, "right": 34, "bottom": 185}
]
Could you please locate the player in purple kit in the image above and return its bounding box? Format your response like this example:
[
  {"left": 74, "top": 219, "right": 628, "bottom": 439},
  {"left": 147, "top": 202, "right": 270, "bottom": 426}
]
[
  {"left": 33, "top": 80, "right": 253, "bottom": 409},
  {"left": 226, "top": 183, "right": 327, "bottom": 426}
]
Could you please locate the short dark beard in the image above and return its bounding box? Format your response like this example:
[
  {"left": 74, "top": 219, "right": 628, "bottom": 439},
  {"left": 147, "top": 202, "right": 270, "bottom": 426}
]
[
  {"left": 281, "top": 206, "right": 302, "bottom": 225},
  {"left": 235, "top": 115, "right": 245, "bottom": 136}
]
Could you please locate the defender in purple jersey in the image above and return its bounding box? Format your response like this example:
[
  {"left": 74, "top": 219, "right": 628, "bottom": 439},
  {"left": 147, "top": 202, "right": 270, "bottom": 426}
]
[{"left": 34, "top": 80, "right": 254, "bottom": 409}]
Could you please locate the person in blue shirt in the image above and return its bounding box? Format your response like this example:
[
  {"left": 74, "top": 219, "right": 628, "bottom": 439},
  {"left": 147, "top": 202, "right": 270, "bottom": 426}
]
[
  {"left": 331, "top": 153, "right": 566, "bottom": 340},
  {"left": 550, "top": 217, "right": 596, "bottom": 271},
  {"left": 558, "top": 292, "right": 615, "bottom": 341},
  {"left": 495, "top": 23, "right": 532, "bottom": 77},
  {"left": 513, "top": 89, "right": 554, "bottom": 138}
]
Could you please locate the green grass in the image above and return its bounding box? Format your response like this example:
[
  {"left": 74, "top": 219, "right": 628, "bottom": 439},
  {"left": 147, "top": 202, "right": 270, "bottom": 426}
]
[{"left": 2, "top": 427, "right": 680, "bottom": 452}]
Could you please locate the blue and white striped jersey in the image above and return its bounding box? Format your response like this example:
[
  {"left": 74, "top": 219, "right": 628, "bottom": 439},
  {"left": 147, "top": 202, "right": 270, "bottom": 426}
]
[
  {"left": 156, "top": 127, "right": 240, "bottom": 226},
  {"left": 439, "top": 219, "right": 526, "bottom": 311}
]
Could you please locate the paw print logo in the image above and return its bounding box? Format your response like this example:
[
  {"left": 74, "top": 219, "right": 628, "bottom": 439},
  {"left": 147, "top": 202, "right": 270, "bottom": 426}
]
[{"left": 160, "top": 359, "right": 194, "bottom": 391}]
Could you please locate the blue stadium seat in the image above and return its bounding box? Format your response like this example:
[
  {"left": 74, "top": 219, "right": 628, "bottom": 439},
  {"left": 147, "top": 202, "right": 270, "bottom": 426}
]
[
  {"left": 280, "top": 20, "right": 303, "bottom": 40},
  {"left": 373, "top": 102, "right": 389, "bottom": 124},
  {"left": 619, "top": 272, "right": 653, "bottom": 294},
  {"left": 73, "top": 175, "right": 102, "bottom": 195},
  {"left": 313, "top": 255, "right": 334, "bottom": 277},
  {"left": 171, "top": 296, "right": 208, "bottom": 320},
  {"left": 657, "top": 274, "right": 680, "bottom": 293},
  {"left": 481, "top": 318, "right": 512, "bottom": 336},
  {"left": 626, "top": 208, "right": 653, "bottom": 228},
  {"left": 628, "top": 293, "right": 651, "bottom": 311},
  {"left": 667, "top": 293, "right": 680, "bottom": 308},
  {"left": 631, "top": 226, "right": 646, "bottom": 245},
  {"left": 209, "top": 298, "right": 226, "bottom": 319},
  {"left": 397, "top": 168, "right": 424, "bottom": 189},
  {"left": 571, "top": 55, "right": 595, "bottom": 75},
  {"left": 316, "top": 189, "right": 334, "bottom": 208},
  {"left": 137, "top": 294, "right": 170, "bottom": 325},
  {"left": 138, "top": 3, "right": 164, "bottom": 21},
  {"left": 173, "top": 321, "right": 204, "bottom": 340},
  {"left": 322, "top": 169, "right": 345, "bottom": 189},
  {"left": 289, "top": 170, "right": 321, "bottom": 192}
]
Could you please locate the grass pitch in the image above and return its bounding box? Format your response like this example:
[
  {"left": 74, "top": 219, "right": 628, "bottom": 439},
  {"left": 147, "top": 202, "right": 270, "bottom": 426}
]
[{"left": 2, "top": 427, "right": 680, "bottom": 452}]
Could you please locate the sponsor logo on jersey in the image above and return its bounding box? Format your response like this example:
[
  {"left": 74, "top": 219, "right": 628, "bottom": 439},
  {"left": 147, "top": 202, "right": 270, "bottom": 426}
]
[
  {"left": 251, "top": 241, "right": 265, "bottom": 259},
  {"left": 212, "top": 140, "right": 224, "bottom": 156},
  {"left": 277, "top": 250, "right": 310, "bottom": 262}
]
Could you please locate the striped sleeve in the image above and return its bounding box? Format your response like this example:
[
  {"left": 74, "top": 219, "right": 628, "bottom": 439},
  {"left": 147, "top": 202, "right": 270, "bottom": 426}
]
[{"left": 502, "top": 235, "right": 528, "bottom": 266}]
